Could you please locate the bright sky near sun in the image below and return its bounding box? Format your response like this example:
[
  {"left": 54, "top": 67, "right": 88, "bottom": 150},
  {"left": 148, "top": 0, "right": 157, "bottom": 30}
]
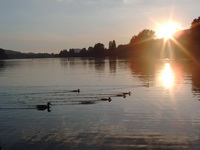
[{"left": 0, "top": 0, "right": 200, "bottom": 53}]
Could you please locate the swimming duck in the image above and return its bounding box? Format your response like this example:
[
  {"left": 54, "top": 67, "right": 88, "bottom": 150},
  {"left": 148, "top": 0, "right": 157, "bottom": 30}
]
[
  {"left": 71, "top": 89, "right": 80, "bottom": 93},
  {"left": 101, "top": 97, "right": 112, "bottom": 102},
  {"left": 144, "top": 84, "right": 150, "bottom": 87},
  {"left": 122, "top": 91, "right": 131, "bottom": 96},
  {"left": 116, "top": 94, "right": 126, "bottom": 98},
  {"left": 81, "top": 101, "right": 95, "bottom": 104},
  {"left": 36, "top": 102, "right": 51, "bottom": 111}
]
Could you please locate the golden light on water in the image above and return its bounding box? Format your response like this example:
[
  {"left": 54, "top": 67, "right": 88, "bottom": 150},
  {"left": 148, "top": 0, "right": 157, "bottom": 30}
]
[{"left": 159, "top": 63, "right": 175, "bottom": 88}]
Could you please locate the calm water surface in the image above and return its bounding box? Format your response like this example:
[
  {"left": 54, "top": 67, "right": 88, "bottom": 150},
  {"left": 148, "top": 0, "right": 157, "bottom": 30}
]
[{"left": 0, "top": 58, "right": 200, "bottom": 150}]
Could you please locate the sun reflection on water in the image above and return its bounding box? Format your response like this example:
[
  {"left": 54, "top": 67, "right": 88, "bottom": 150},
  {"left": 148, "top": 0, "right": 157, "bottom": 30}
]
[{"left": 159, "top": 63, "right": 175, "bottom": 89}]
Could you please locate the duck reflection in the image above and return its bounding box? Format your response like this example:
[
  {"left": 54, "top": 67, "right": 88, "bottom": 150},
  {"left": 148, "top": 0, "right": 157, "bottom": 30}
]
[{"left": 80, "top": 101, "right": 96, "bottom": 104}]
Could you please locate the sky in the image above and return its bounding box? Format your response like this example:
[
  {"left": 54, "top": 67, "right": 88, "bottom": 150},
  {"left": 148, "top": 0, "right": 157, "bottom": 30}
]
[{"left": 0, "top": 0, "right": 200, "bottom": 53}]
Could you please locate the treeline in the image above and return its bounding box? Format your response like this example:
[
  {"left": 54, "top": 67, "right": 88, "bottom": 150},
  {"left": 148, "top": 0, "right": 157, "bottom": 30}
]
[
  {"left": 0, "top": 49, "right": 8, "bottom": 59},
  {"left": 1, "top": 16, "right": 200, "bottom": 60},
  {"left": 0, "top": 48, "right": 58, "bottom": 59},
  {"left": 59, "top": 16, "right": 200, "bottom": 59},
  {"left": 173, "top": 16, "right": 200, "bottom": 59},
  {"left": 6, "top": 52, "right": 57, "bottom": 59},
  {"left": 58, "top": 30, "right": 157, "bottom": 58}
]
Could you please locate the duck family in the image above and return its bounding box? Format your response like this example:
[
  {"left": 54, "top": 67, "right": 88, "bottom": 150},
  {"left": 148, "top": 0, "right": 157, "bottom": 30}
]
[{"left": 35, "top": 90, "right": 131, "bottom": 109}]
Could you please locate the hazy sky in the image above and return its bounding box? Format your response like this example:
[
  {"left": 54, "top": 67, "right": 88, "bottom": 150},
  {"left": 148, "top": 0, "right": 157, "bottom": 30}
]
[{"left": 0, "top": 0, "right": 200, "bottom": 53}]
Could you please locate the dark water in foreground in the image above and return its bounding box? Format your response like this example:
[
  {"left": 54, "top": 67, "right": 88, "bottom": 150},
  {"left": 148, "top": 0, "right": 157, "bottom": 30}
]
[{"left": 1, "top": 58, "right": 200, "bottom": 150}]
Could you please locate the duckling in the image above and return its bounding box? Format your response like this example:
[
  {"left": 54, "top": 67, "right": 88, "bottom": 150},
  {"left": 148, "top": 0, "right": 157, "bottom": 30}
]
[
  {"left": 71, "top": 89, "right": 80, "bottom": 93},
  {"left": 101, "top": 97, "right": 112, "bottom": 102},
  {"left": 116, "top": 94, "right": 126, "bottom": 98},
  {"left": 81, "top": 101, "right": 95, "bottom": 104},
  {"left": 122, "top": 91, "right": 131, "bottom": 96},
  {"left": 36, "top": 102, "right": 51, "bottom": 111}
]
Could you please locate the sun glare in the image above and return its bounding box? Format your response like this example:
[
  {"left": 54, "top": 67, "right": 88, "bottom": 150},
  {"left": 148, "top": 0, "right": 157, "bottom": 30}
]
[{"left": 156, "top": 21, "right": 182, "bottom": 40}]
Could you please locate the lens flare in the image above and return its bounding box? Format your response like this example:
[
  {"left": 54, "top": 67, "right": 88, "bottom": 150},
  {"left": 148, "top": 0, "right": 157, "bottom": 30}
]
[{"left": 156, "top": 21, "right": 182, "bottom": 40}]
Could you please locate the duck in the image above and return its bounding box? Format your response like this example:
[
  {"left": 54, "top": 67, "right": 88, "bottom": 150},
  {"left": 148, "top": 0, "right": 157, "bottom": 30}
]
[
  {"left": 71, "top": 89, "right": 80, "bottom": 93},
  {"left": 81, "top": 101, "right": 95, "bottom": 104},
  {"left": 101, "top": 97, "right": 112, "bottom": 102},
  {"left": 122, "top": 91, "right": 131, "bottom": 96},
  {"left": 144, "top": 84, "right": 150, "bottom": 87},
  {"left": 116, "top": 94, "right": 126, "bottom": 98},
  {"left": 36, "top": 102, "right": 51, "bottom": 111}
]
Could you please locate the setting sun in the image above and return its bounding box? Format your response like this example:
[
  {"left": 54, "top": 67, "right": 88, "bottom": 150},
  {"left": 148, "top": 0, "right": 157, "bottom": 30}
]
[{"left": 156, "top": 21, "right": 182, "bottom": 39}]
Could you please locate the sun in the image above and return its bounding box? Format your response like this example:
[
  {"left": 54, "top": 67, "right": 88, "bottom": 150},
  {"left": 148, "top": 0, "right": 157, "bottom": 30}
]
[{"left": 156, "top": 21, "right": 182, "bottom": 40}]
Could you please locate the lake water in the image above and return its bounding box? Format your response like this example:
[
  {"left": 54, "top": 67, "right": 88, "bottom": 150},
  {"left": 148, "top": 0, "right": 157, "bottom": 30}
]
[{"left": 1, "top": 58, "right": 200, "bottom": 150}]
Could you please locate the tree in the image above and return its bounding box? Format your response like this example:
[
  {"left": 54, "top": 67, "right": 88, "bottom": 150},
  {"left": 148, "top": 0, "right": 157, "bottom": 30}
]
[
  {"left": 130, "top": 29, "right": 155, "bottom": 45},
  {"left": 190, "top": 16, "right": 200, "bottom": 57},
  {"left": 69, "top": 49, "right": 75, "bottom": 57},
  {"left": 109, "top": 40, "right": 116, "bottom": 51},
  {"left": 80, "top": 48, "right": 88, "bottom": 57},
  {"left": 109, "top": 40, "right": 116, "bottom": 56},
  {"left": 93, "top": 43, "right": 105, "bottom": 57},
  {"left": 128, "top": 29, "right": 156, "bottom": 58},
  {"left": 88, "top": 46, "right": 94, "bottom": 56},
  {"left": 59, "top": 49, "right": 68, "bottom": 57},
  {"left": 191, "top": 16, "right": 200, "bottom": 28},
  {"left": 0, "top": 48, "right": 8, "bottom": 59}
]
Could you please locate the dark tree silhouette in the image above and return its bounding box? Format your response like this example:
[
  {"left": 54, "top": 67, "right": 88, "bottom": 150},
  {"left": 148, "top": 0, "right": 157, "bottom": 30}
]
[
  {"left": 56, "top": 16, "right": 200, "bottom": 59},
  {"left": 109, "top": 40, "right": 117, "bottom": 56},
  {"left": 59, "top": 49, "right": 69, "bottom": 57},
  {"left": 93, "top": 43, "right": 105, "bottom": 57},
  {"left": 129, "top": 29, "right": 155, "bottom": 45},
  {"left": 0, "top": 48, "right": 8, "bottom": 59},
  {"left": 191, "top": 16, "right": 200, "bottom": 28},
  {"left": 80, "top": 48, "right": 88, "bottom": 57},
  {"left": 190, "top": 16, "right": 200, "bottom": 58},
  {"left": 88, "top": 46, "right": 94, "bottom": 56},
  {"left": 128, "top": 29, "right": 156, "bottom": 58},
  {"left": 69, "top": 49, "right": 76, "bottom": 57}
]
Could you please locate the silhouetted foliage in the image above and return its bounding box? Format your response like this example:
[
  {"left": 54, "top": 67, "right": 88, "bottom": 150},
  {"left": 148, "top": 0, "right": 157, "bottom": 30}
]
[
  {"left": 0, "top": 48, "right": 8, "bottom": 59},
  {"left": 109, "top": 40, "right": 116, "bottom": 57},
  {"left": 190, "top": 16, "right": 200, "bottom": 57},
  {"left": 122, "top": 29, "right": 156, "bottom": 58},
  {"left": 191, "top": 16, "right": 200, "bottom": 29},
  {"left": 93, "top": 43, "right": 105, "bottom": 57},
  {"left": 59, "top": 49, "right": 69, "bottom": 57},
  {"left": 69, "top": 49, "right": 76, "bottom": 57},
  {"left": 56, "top": 16, "right": 200, "bottom": 59},
  {"left": 171, "top": 16, "right": 200, "bottom": 59},
  {"left": 4, "top": 16, "right": 200, "bottom": 60},
  {"left": 129, "top": 29, "right": 155, "bottom": 45},
  {"left": 80, "top": 48, "right": 88, "bottom": 57}
]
